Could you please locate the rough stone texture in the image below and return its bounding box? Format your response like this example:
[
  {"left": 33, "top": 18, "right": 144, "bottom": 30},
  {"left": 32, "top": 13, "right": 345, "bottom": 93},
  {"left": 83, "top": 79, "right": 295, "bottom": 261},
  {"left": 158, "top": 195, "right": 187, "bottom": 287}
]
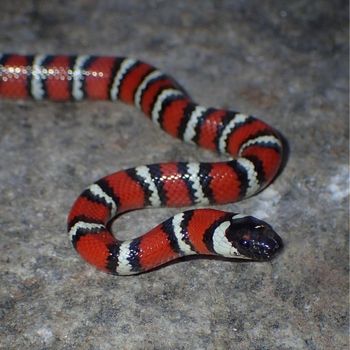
[{"left": 0, "top": 1, "right": 348, "bottom": 349}]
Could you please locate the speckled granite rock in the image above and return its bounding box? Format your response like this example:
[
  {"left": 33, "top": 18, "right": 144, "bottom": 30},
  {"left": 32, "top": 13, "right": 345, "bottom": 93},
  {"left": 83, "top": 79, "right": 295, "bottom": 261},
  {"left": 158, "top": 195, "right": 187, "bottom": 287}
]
[{"left": 0, "top": 1, "right": 348, "bottom": 349}]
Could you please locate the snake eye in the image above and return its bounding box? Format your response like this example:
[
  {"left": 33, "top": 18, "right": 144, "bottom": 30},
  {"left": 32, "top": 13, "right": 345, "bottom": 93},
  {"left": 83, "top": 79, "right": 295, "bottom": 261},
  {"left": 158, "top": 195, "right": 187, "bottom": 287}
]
[{"left": 239, "top": 239, "right": 251, "bottom": 249}]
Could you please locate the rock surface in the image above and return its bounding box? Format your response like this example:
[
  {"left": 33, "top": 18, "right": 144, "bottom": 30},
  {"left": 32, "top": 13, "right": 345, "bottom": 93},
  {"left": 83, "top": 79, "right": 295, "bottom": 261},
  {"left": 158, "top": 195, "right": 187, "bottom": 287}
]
[{"left": 0, "top": 1, "right": 348, "bottom": 349}]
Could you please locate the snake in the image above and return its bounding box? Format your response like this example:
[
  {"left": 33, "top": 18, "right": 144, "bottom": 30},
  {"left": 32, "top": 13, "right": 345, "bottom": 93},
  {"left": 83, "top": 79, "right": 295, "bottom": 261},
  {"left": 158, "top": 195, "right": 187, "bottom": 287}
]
[{"left": 0, "top": 54, "right": 285, "bottom": 275}]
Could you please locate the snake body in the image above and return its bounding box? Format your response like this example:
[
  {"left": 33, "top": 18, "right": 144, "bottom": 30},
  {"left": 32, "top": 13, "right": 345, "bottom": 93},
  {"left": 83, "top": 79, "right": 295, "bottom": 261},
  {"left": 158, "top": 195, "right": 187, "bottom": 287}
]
[{"left": 0, "top": 54, "right": 285, "bottom": 275}]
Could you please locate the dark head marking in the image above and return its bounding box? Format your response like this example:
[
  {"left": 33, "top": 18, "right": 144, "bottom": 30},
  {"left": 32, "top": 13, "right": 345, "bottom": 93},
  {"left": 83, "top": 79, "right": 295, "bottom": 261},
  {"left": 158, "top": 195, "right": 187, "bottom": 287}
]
[{"left": 227, "top": 215, "right": 283, "bottom": 261}]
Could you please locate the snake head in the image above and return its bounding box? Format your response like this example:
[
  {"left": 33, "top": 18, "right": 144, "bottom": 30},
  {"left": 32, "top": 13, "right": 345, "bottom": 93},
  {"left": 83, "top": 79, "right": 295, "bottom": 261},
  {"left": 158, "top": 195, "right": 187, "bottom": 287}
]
[{"left": 229, "top": 216, "right": 283, "bottom": 261}]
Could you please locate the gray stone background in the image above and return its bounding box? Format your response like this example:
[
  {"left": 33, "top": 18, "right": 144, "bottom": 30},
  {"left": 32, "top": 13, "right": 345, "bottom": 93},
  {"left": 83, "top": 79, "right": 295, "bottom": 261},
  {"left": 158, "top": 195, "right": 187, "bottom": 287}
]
[{"left": 0, "top": 1, "right": 348, "bottom": 349}]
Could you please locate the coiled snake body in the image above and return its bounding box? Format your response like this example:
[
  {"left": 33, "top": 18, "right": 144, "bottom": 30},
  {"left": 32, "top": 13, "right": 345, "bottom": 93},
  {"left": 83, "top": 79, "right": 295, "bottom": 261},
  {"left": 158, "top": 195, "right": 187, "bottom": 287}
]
[{"left": 0, "top": 54, "right": 285, "bottom": 275}]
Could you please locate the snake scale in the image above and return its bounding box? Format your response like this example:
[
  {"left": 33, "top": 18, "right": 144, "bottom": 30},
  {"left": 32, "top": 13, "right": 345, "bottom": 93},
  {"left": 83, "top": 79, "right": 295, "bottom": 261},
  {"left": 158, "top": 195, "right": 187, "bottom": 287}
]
[{"left": 0, "top": 54, "right": 285, "bottom": 275}]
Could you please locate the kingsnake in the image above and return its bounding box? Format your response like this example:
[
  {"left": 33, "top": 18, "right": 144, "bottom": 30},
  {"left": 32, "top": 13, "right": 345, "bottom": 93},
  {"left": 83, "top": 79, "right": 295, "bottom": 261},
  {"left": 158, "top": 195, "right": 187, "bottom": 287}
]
[{"left": 0, "top": 54, "right": 285, "bottom": 275}]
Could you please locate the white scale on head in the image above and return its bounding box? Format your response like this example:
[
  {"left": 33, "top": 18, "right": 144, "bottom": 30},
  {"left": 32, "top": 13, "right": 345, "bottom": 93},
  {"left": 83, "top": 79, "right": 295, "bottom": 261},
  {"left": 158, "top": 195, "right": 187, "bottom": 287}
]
[{"left": 212, "top": 219, "right": 251, "bottom": 259}]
